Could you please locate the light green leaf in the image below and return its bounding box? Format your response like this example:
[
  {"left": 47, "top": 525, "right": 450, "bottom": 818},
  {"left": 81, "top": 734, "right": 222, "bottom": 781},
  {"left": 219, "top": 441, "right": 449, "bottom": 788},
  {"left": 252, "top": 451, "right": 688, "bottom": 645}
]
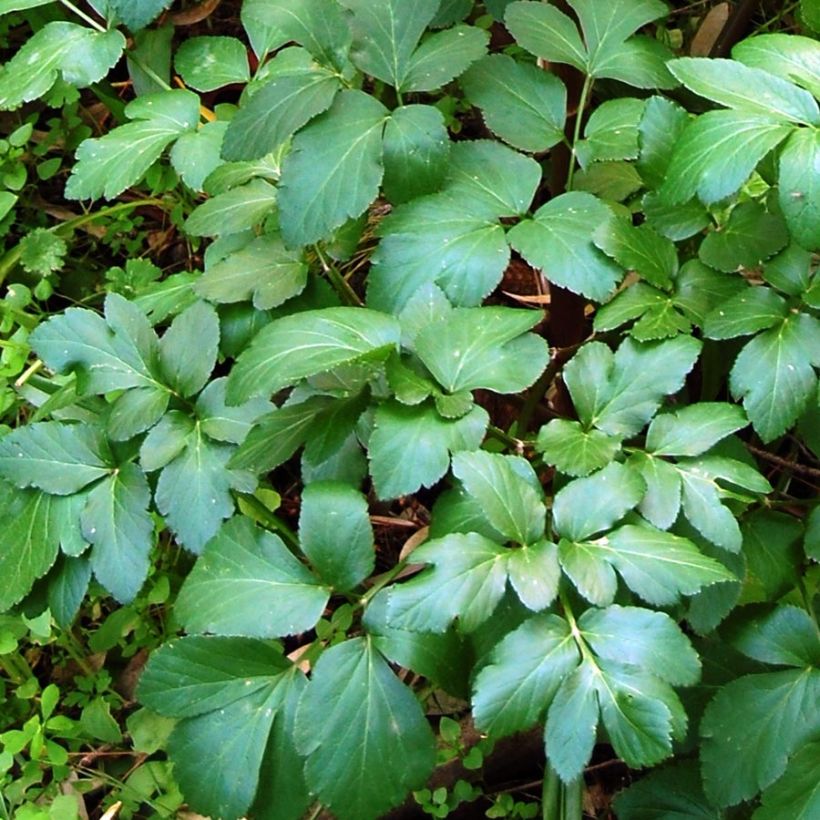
[
  {"left": 158, "top": 301, "right": 219, "bottom": 398},
  {"left": 505, "top": 540, "right": 561, "bottom": 612},
  {"left": 0, "top": 22, "right": 124, "bottom": 110},
  {"left": 779, "top": 127, "right": 820, "bottom": 251},
  {"left": 294, "top": 638, "right": 436, "bottom": 820},
  {"left": 668, "top": 57, "right": 819, "bottom": 125},
  {"left": 576, "top": 98, "right": 644, "bottom": 168},
  {"left": 185, "top": 178, "right": 278, "bottom": 237},
  {"left": 414, "top": 306, "right": 548, "bottom": 394},
  {"left": 730, "top": 605, "right": 820, "bottom": 668},
  {"left": 0, "top": 422, "right": 110, "bottom": 495},
  {"left": 81, "top": 464, "right": 153, "bottom": 604},
  {"left": 227, "top": 307, "right": 400, "bottom": 402},
  {"left": 451, "top": 451, "right": 544, "bottom": 545},
  {"left": 278, "top": 90, "right": 388, "bottom": 246},
  {"left": 221, "top": 61, "right": 341, "bottom": 161},
  {"left": 196, "top": 378, "right": 273, "bottom": 445},
  {"left": 660, "top": 111, "right": 793, "bottom": 205},
  {"left": 564, "top": 336, "right": 702, "bottom": 436},
  {"left": 66, "top": 91, "right": 199, "bottom": 200},
  {"left": 701, "top": 669, "right": 820, "bottom": 806},
  {"left": 508, "top": 192, "right": 623, "bottom": 302},
  {"left": 536, "top": 419, "right": 622, "bottom": 477},
  {"left": 553, "top": 462, "right": 645, "bottom": 541},
  {"left": 402, "top": 25, "right": 489, "bottom": 92},
  {"left": 195, "top": 233, "right": 308, "bottom": 310},
  {"left": 593, "top": 217, "right": 677, "bottom": 290},
  {"left": 174, "top": 36, "right": 250, "bottom": 91},
  {"left": 110, "top": 0, "right": 173, "bottom": 30},
  {"left": 704, "top": 286, "right": 788, "bottom": 339},
  {"left": 579, "top": 605, "right": 700, "bottom": 686},
  {"left": 461, "top": 54, "right": 566, "bottom": 153},
  {"left": 472, "top": 614, "right": 578, "bottom": 737},
  {"left": 170, "top": 120, "right": 228, "bottom": 192},
  {"left": 299, "top": 481, "right": 374, "bottom": 591},
  {"left": 733, "top": 33, "right": 820, "bottom": 98},
  {"left": 387, "top": 533, "right": 508, "bottom": 632},
  {"left": 729, "top": 314, "right": 820, "bottom": 442},
  {"left": 505, "top": 2, "right": 587, "bottom": 72},
  {"left": 368, "top": 401, "right": 488, "bottom": 499},
  {"left": 0, "top": 485, "right": 62, "bottom": 611},
  {"left": 176, "top": 516, "right": 329, "bottom": 637},
  {"left": 754, "top": 741, "right": 820, "bottom": 820},
  {"left": 646, "top": 403, "right": 748, "bottom": 457},
  {"left": 382, "top": 105, "right": 449, "bottom": 204}
]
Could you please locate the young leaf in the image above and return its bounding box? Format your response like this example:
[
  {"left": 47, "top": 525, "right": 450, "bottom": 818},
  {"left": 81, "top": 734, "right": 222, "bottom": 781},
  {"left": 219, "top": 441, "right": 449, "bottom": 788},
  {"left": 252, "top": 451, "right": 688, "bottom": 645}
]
[
  {"left": 461, "top": 54, "right": 566, "bottom": 153},
  {"left": 645, "top": 403, "right": 748, "bottom": 457},
  {"left": 81, "top": 464, "right": 154, "bottom": 604},
  {"left": 667, "top": 58, "right": 819, "bottom": 125},
  {"left": 536, "top": 419, "right": 622, "bottom": 477},
  {"left": 228, "top": 307, "right": 400, "bottom": 402},
  {"left": 386, "top": 533, "right": 509, "bottom": 632},
  {"left": 0, "top": 422, "right": 111, "bottom": 495},
  {"left": 552, "top": 462, "right": 645, "bottom": 541},
  {"left": 299, "top": 481, "right": 375, "bottom": 591},
  {"left": 294, "top": 638, "right": 436, "bottom": 820},
  {"left": 158, "top": 301, "right": 219, "bottom": 398},
  {"left": 778, "top": 128, "right": 820, "bottom": 251},
  {"left": 414, "top": 306, "right": 549, "bottom": 394},
  {"left": 368, "top": 401, "right": 487, "bottom": 499},
  {"left": 175, "top": 516, "right": 329, "bottom": 637},
  {"left": 508, "top": 192, "right": 623, "bottom": 302},
  {"left": 472, "top": 614, "right": 578, "bottom": 737},
  {"left": 278, "top": 90, "right": 388, "bottom": 246},
  {"left": 66, "top": 91, "right": 200, "bottom": 200}
]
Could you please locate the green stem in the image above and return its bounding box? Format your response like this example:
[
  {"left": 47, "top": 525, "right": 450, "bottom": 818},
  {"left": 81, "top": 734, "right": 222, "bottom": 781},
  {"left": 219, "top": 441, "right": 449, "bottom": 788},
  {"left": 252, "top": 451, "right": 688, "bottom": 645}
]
[
  {"left": 127, "top": 52, "right": 174, "bottom": 92},
  {"left": 314, "top": 245, "right": 363, "bottom": 306},
  {"left": 57, "top": 629, "right": 94, "bottom": 677},
  {"left": 486, "top": 424, "right": 527, "bottom": 453},
  {"left": 59, "top": 0, "right": 106, "bottom": 32},
  {"left": 361, "top": 559, "right": 410, "bottom": 606},
  {"left": 237, "top": 493, "right": 300, "bottom": 551},
  {"left": 542, "top": 763, "right": 583, "bottom": 820},
  {"left": 566, "top": 74, "right": 593, "bottom": 192}
]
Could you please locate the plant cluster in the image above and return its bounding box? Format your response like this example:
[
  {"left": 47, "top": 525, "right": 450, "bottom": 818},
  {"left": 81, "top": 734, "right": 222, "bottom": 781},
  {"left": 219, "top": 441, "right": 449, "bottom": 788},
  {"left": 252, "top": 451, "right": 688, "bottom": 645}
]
[{"left": 0, "top": 1, "right": 818, "bottom": 818}]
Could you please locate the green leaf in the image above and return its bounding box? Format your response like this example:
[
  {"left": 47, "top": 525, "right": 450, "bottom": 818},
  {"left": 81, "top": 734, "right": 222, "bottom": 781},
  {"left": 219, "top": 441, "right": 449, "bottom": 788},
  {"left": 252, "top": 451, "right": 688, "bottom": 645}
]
[
  {"left": 576, "top": 98, "right": 644, "bottom": 168},
  {"left": 299, "top": 481, "right": 374, "bottom": 591},
  {"left": 668, "top": 57, "right": 819, "bottom": 125},
  {"left": 451, "top": 451, "right": 544, "bottom": 545},
  {"left": 221, "top": 58, "right": 341, "bottom": 161},
  {"left": 505, "top": 2, "right": 587, "bottom": 72},
  {"left": 701, "top": 669, "right": 820, "bottom": 806},
  {"left": 401, "top": 25, "right": 488, "bottom": 92},
  {"left": 573, "top": 160, "right": 644, "bottom": 202},
  {"left": 110, "top": 0, "right": 173, "bottom": 30},
  {"left": 382, "top": 105, "right": 449, "bottom": 204},
  {"left": 704, "top": 286, "right": 788, "bottom": 338},
  {"left": 170, "top": 121, "right": 228, "bottom": 192},
  {"left": 699, "top": 203, "right": 789, "bottom": 273},
  {"left": 646, "top": 403, "right": 748, "bottom": 457},
  {"left": 506, "top": 540, "right": 561, "bottom": 611},
  {"left": 592, "top": 35, "right": 675, "bottom": 91},
  {"left": 195, "top": 233, "right": 308, "bottom": 310},
  {"left": 730, "top": 605, "right": 820, "bottom": 668},
  {"left": 228, "top": 307, "right": 400, "bottom": 402},
  {"left": 185, "top": 178, "right": 278, "bottom": 237},
  {"left": 508, "top": 192, "right": 623, "bottom": 302},
  {"left": 0, "top": 22, "right": 124, "bottom": 110},
  {"left": 81, "top": 464, "right": 153, "bottom": 604},
  {"left": 158, "top": 301, "right": 218, "bottom": 398},
  {"left": 368, "top": 401, "right": 487, "bottom": 499},
  {"left": 387, "top": 533, "right": 508, "bottom": 632},
  {"left": 66, "top": 91, "right": 200, "bottom": 200},
  {"left": 729, "top": 314, "right": 820, "bottom": 442},
  {"left": 414, "top": 306, "right": 548, "bottom": 394},
  {"left": 536, "top": 419, "right": 622, "bottom": 477},
  {"left": 47, "top": 555, "right": 92, "bottom": 629},
  {"left": 673, "top": 259, "right": 747, "bottom": 325},
  {"left": 568, "top": 336, "right": 701, "bottom": 436},
  {"left": 637, "top": 96, "right": 691, "bottom": 191},
  {"left": 0, "top": 422, "right": 110, "bottom": 495},
  {"left": 174, "top": 36, "right": 250, "bottom": 91},
  {"left": 176, "top": 516, "right": 329, "bottom": 637},
  {"left": 553, "top": 462, "right": 645, "bottom": 541},
  {"left": 642, "top": 191, "right": 710, "bottom": 242},
  {"left": 742, "top": 510, "right": 803, "bottom": 600},
  {"left": 630, "top": 452, "right": 682, "bottom": 530},
  {"left": 660, "top": 111, "right": 793, "bottom": 205},
  {"left": 732, "top": 33, "right": 820, "bottom": 98},
  {"left": 779, "top": 127, "right": 820, "bottom": 251},
  {"left": 472, "top": 614, "right": 578, "bottom": 737},
  {"left": 754, "top": 741, "right": 820, "bottom": 820},
  {"left": 763, "top": 243, "right": 813, "bottom": 296},
  {"left": 18, "top": 228, "right": 67, "bottom": 276},
  {"left": 294, "top": 638, "right": 436, "bottom": 820},
  {"left": 155, "top": 427, "right": 241, "bottom": 553},
  {"left": 196, "top": 378, "right": 273, "bottom": 445},
  {"left": 579, "top": 605, "right": 700, "bottom": 686},
  {"left": 0, "top": 1, "right": 56, "bottom": 12},
  {"left": 278, "top": 90, "right": 388, "bottom": 246},
  {"left": 461, "top": 54, "right": 566, "bottom": 153},
  {"left": 593, "top": 217, "right": 677, "bottom": 290},
  {"left": 0, "top": 485, "right": 62, "bottom": 611},
  {"left": 140, "top": 411, "right": 194, "bottom": 471}
]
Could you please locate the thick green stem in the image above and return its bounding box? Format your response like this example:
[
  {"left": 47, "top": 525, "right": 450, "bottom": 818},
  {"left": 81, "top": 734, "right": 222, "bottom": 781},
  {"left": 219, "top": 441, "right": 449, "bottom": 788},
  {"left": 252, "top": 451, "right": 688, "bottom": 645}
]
[
  {"left": 314, "top": 245, "right": 363, "bottom": 306},
  {"left": 542, "top": 763, "right": 583, "bottom": 820}
]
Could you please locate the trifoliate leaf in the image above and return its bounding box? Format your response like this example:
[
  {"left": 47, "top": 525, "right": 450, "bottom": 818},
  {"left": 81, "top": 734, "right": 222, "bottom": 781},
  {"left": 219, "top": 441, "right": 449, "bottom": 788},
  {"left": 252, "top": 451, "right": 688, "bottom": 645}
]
[
  {"left": 536, "top": 419, "right": 622, "bottom": 477},
  {"left": 294, "top": 638, "right": 436, "bottom": 820},
  {"left": 176, "top": 516, "right": 329, "bottom": 637}
]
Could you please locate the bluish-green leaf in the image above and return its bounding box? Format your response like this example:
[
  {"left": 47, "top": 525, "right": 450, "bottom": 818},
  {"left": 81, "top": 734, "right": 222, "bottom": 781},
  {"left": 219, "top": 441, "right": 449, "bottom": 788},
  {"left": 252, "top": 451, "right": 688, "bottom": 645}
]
[{"left": 158, "top": 301, "right": 219, "bottom": 398}]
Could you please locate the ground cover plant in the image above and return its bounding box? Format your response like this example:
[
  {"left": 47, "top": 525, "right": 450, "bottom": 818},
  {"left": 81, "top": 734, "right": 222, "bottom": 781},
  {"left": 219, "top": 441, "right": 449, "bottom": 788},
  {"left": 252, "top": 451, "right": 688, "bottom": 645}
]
[{"left": 0, "top": 0, "right": 818, "bottom": 818}]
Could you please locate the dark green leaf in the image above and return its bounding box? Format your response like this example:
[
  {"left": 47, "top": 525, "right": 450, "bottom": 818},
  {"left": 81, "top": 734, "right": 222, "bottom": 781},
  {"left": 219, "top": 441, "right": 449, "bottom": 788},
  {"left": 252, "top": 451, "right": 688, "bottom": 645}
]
[
  {"left": 779, "top": 127, "right": 820, "bottom": 251},
  {"left": 731, "top": 605, "right": 820, "bottom": 667},
  {"left": 704, "top": 286, "right": 788, "bottom": 339},
  {"left": 754, "top": 741, "right": 820, "bottom": 820},
  {"left": 577, "top": 98, "right": 644, "bottom": 168},
  {"left": 637, "top": 96, "right": 690, "bottom": 191},
  {"left": 402, "top": 25, "right": 489, "bottom": 91},
  {"left": 47, "top": 555, "right": 92, "bottom": 628},
  {"left": 742, "top": 510, "right": 803, "bottom": 600}
]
